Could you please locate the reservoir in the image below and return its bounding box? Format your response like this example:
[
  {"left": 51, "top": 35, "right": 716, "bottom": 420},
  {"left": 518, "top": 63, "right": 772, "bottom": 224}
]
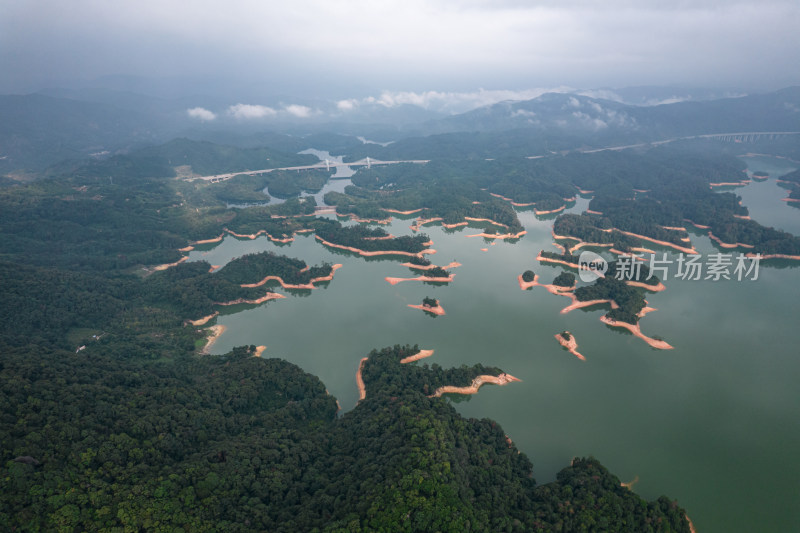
[{"left": 189, "top": 157, "right": 800, "bottom": 533}]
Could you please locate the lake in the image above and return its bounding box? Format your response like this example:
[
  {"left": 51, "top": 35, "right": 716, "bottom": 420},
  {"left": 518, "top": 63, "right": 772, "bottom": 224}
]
[{"left": 189, "top": 157, "right": 800, "bottom": 533}]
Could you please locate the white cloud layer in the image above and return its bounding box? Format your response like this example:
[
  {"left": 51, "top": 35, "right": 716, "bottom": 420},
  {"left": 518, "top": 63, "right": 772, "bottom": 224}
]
[
  {"left": 186, "top": 107, "right": 216, "bottom": 121},
  {"left": 284, "top": 104, "right": 313, "bottom": 118},
  {"left": 227, "top": 103, "right": 277, "bottom": 119},
  {"left": 340, "top": 87, "right": 578, "bottom": 114}
]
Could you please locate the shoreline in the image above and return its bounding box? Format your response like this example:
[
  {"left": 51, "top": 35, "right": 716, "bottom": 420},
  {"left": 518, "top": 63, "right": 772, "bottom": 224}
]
[
  {"left": 467, "top": 230, "right": 527, "bottom": 240},
  {"left": 707, "top": 232, "right": 755, "bottom": 249},
  {"left": 316, "top": 235, "right": 434, "bottom": 258},
  {"left": 599, "top": 315, "right": 673, "bottom": 349},
  {"left": 561, "top": 297, "right": 619, "bottom": 314},
  {"left": 188, "top": 312, "right": 219, "bottom": 326},
  {"left": 399, "top": 349, "right": 435, "bottom": 364},
  {"left": 215, "top": 292, "right": 286, "bottom": 306},
  {"left": 202, "top": 324, "right": 226, "bottom": 354},
  {"left": 337, "top": 212, "right": 392, "bottom": 224},
  {"left": 193, "top": 233, "right": 225, "bottom": 245},
  {"left": 385, "top": 274, "right": 455, "bottom": 285},
  {"left": 555, "top": 333, "right": 585, "bottom": 361},
  {"left": 356, "top": 357, "right": 368, "bottom": 401},
  {"left": 613, "top": 228, "right": 698, "bottom": 255},
  {"left": 407, "top": 303, "right": 446, "bottom": 315},
  {"left": 518, "top": 273, "right": 576, "bottom": 297},
  {"left": 489, "top": 192, "right": 537, "bottom": 207},
  {"left": 684, "top": 219, "right": 710, "bottom": 229},
  {"left": 745, "top": 252, "right": 800, "bottom": 260},
  {"left": 464, "top": 216, "right": 509, "bottom": 228},
  {"left": 430, "top": 373, "right": 521, "bottom": 397},
  {"left": 401, "top": 261, "right": 462, "bottom": 271},
  {"left": 253, "top": 345, "right": 266, "bottom": 357},
  {"left": 382, "top": 207, "right": 423, "bottom": 215},
  {"left": 709, "top": 180, "right": 751, "bottom": 187},
  {"left": 626, "top": 280, "right": 667, "bottom": 292},
  {"left": 534, "top": 205, "right": 566, "bottom": 215},
  {"left": 240, "top": 263, "right": 343, "bottom": 289},
  {"left": 153, "top": 256, "right": 188, "bottom": 271}
]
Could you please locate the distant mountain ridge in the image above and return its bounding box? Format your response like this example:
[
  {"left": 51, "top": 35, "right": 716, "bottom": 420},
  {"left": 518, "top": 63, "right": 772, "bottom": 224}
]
[
  {"left": 423, "top": 87, "right": 800, "bottom": 138},
  {"left": 2, "top": 86, "right": 799, "bottom": 176}
]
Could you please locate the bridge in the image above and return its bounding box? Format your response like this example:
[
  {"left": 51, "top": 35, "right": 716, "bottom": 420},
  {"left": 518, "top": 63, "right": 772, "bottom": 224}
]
[
  {"left": 186, "top": 157, "right": 430, "bottom": 183},
  {"left": 580, "top": 131, "right": 800, "bottom": 154},
  {"left": 693, "top": 132, "right": 800, "bottom": 142},
  {"left": 188, "top": 131, "right": 799, "bottom": 183}
]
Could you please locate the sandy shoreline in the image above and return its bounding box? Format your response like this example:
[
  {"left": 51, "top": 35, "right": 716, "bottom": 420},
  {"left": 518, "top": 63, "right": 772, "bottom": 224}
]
[
  {"left": 613, "top": 228, "right": 698, "bottom": 255},
  {"left": 383, "top": 208, "right": 423, "bottom": 215},
  {"left": 385, "top": 274, "right": 455, "bottom": 285},
  {"left": 709, "top": 180, "right": 751, "bottom": 187},
  {"left": 489, "top": 192, "right": 537, "bottom": 207},
  {"left": 402, "top": 261, "right": 462, "bottom": 271},
  {"left": 537, "top": 251, "right": 601, "bottom": 274},
  {"left": 188, "top": 312, "right": 219, "bottom": 326},
  {"left": 407, "top": 303, "right": 446, "bottom": 315},
  {"left": 193, "top": 233, "right": 225, "bottom": 245},
  {"left": 745, "top": 252, "right": 800, "bottom": 260},
  {"left": 240, "top": 263, "right": 343, "bottom": 290},
  {"left": 568, "top": 241, "right": 613, "bottom": 254},
  {"left": 253, "top": 345, "right": 266, "bottom": 357},
  {"left": 216, "top": 292, "right": 286, "bottom": 306},
  {"left": 153, "top": 256, "right": 188, "bottom": 271},
  {"left": 316, "top": 235, "right": 433, "bottom": 258},
  {"left": 552, "top": 230, "right": 581, "bottom": 241},
  {"left": 430, "top": 373, "right": 521, "bottom": 397},
  {"left": 464, "top": 216, "right": 509, "bottom": 228},
  {"left": 555, "top": 333, "right": 585, "bottom": 361},
  {"left": 585, "top": 209, "right": 603, "bottom": 215},
  {"left": 518, "top": 273, "right": 576, "bottom": 296},
  {"left": 684, "top": 219, "right": 710, "bottom": 230},
  {"left": 467, "top": 230, "right": 527, "bottom": 240},
  {"left": 534, "top": 205, "right": 566, "bottom": 215},
  {"left": 399, "top": 349, "right": 435, "bottom": 364},
  {"left": 561, "top": 298, "right": 619, "bottom": 314},
  {"left": 202, "top": 324, "right": 226, "bottom": 354},
  {"left": 600, "top": 316, "right": 673, "bottom": 349},
  {"left": 626, "top": 280, "right": 667, "bottom": 292},
  {"left": 410, "top": 217, "right": 443, "bottom": 231},
  {"left": 338, "top": 213, "right": 392, "bottom": 224},
  {"left": 707, "top": 232, "right": 755, "bottom": 249},
  {"left": 356, "top": 357, "right": 368, "bottom": 401}
]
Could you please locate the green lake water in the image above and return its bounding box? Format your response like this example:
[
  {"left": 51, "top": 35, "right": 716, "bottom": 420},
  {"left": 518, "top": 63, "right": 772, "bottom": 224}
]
[{"left": 189, "top": 157, "right": 800, "bottom": 533}]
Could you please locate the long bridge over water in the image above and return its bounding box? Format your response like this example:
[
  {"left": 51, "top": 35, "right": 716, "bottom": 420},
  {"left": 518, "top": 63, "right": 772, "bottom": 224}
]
[
  {"left": 186, "top": 158, "right": 430, "bottom": 183},
  {"left": 187, "top": 131, "right": 799, "bottom": 182}
]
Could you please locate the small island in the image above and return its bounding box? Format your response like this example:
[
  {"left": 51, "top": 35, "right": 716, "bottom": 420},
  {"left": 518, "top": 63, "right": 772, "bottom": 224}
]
[
  {"left": 408, "top": 296, "right": 446, "bottom": 316},
  {"left": 555, "top": 331, "right": 586, "bottom": 361}
]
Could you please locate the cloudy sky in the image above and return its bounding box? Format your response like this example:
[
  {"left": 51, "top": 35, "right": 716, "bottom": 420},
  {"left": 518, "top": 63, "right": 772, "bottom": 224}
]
[{"left": 2, "top": 0, "right": 799, "bottom": 105}]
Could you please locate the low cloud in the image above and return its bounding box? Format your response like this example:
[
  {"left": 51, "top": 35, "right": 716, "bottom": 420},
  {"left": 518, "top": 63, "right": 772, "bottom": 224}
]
[
  {"left": 284, "top": 104, "right": 313, "bottom": 118},
  {"left": 336, "top": 99, "right": 359, "bottom": 111},
  {"left": 227, "top": 103, "right": 277, "bottom": 119},
  {"left": 356, "top": 87, "right": 577, "bottom": 114},
  {"left": 186, "top": 107, "right": 216, "bottom": 121}
]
